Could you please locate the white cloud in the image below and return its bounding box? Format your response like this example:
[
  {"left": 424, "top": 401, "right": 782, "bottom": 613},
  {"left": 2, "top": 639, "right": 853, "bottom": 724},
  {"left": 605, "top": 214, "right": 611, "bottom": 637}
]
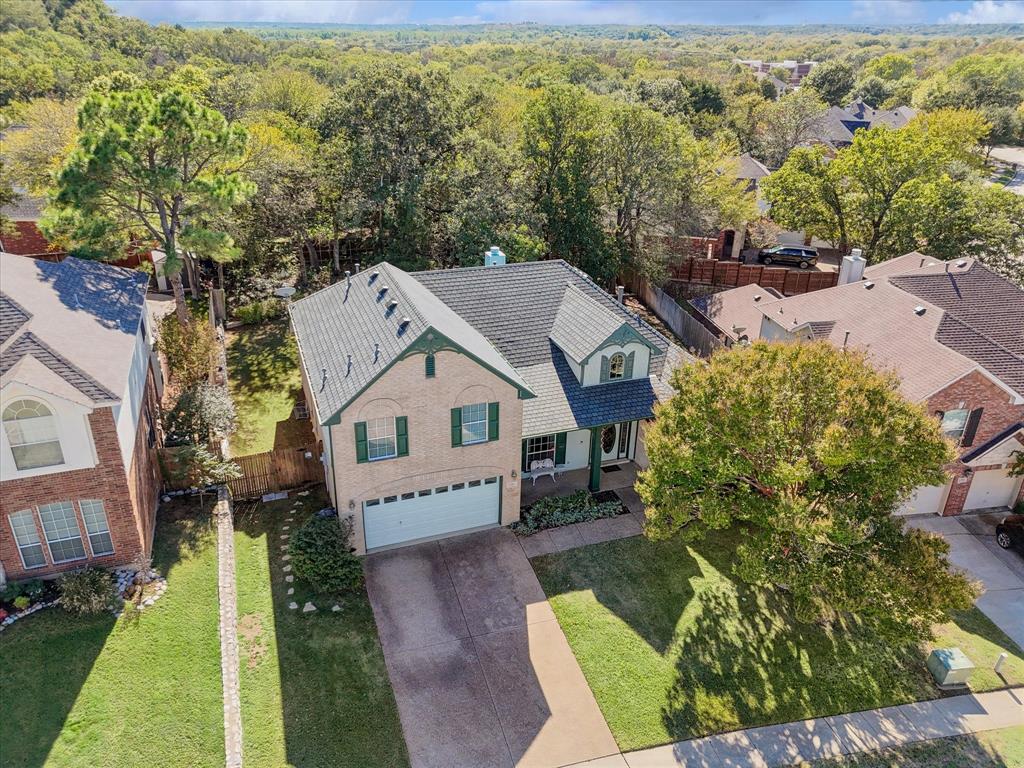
[
  {"left": 943, "top": 1, "right": 1024, "bottom": 23},
  {"left": 109, "top": 1, "right": 413, "bottom": 24},
  {"left": 849, "top": 0, "right": 927, "bottom": 22},
  {"left": 469, "top": 1, "right": 800, "bottom": 25}
]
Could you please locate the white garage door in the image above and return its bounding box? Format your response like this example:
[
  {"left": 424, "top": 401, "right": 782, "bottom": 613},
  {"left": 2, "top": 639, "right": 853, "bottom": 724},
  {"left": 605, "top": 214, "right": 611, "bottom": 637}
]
[
  {"left": 964, "top": 469, "right": 1020, "bottom": 512},
  {"left": 363, "top": 476, "right": 501, "bottom": 550},
  {"left": 896, "top": 483, "right": 948, "bottom": 516}
]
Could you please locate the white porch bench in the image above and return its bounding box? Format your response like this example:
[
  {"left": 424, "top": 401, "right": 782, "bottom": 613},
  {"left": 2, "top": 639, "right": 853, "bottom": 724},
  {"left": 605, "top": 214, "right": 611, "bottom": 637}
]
[{"left": 530, "top": 458, "right": 557, "bottom": 486}]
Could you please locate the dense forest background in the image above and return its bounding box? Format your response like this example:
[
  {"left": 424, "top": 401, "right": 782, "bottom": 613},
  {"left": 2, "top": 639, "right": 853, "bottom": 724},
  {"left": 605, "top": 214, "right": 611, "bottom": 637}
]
[{"left": 2, "top": 0, "right": 1023, "bottom": 304}]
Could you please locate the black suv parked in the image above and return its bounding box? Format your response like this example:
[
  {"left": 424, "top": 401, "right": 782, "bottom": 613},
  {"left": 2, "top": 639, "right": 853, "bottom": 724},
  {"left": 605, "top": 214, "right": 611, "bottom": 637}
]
[
  {"left": 996, "top": 514, "right": 1024, "bottom": 554},
  {"left": 757, "top": 245, "right": 819, "bottom": 269}
]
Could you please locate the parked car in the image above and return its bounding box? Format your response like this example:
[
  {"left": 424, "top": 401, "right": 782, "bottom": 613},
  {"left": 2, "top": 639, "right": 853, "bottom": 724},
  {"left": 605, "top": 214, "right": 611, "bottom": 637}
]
[
  {"left": 758, "top": 245, "right": 819, "bottom": 269},
  {"left": 995, "top": 515, "right": 1024, "bottom": 554}
]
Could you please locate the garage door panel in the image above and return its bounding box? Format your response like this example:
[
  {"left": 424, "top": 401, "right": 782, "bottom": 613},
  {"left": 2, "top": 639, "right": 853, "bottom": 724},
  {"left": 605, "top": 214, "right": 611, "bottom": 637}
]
[
  {"left": 364, "top": 478, "right": 500, "bottom": 550},
  {"left": 897, "top": 483, "right": 948, "bottom": 516},
  {"left": 964, "top": 470, "right": 1020, "bottom": 512}
]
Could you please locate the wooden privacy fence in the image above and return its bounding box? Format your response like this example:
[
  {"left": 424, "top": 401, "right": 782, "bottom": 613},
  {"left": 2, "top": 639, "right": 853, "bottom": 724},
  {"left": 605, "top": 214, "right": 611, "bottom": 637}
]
[
  {"left": 160, "top": 444, "right": 324, "bottom": 500},
  {"left": 633, "top": 277, "right": 724, "bottom": 358},
  {"left": 667, "top": 257, "right": 838, "bottom": 296}
]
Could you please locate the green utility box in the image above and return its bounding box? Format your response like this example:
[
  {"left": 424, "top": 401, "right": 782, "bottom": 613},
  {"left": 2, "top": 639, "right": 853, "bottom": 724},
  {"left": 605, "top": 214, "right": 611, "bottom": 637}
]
[{"left": 927, "top": 647, "right": 975, "bottom": 689}]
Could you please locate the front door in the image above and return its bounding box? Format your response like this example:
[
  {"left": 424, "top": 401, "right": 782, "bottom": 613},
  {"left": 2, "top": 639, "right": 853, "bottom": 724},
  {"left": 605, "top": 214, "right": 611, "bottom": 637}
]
[{"left": 600, "top": 422, "right": 632, "bottom": 463}]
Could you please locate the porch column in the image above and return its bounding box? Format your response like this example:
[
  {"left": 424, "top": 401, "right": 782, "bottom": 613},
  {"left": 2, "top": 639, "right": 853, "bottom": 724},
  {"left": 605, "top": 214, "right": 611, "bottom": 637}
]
[{"left": 588, "top": 427, "right": 602, "bottom": 493}]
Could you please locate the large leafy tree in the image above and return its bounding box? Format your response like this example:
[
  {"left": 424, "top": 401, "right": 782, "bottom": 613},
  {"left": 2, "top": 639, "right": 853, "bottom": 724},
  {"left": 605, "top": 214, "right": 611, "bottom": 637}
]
[
  {"left": 802, "top": 60, "right": 854, "bottom": 106},
  {"left": 45, "top": 83, "right": 252, "bottom": 324},
  {"left": 638, "top": 341, "right": 977, "bottom": 643},
  {"left": 753, "top": 89, "right": 827, "bottom": 169}
]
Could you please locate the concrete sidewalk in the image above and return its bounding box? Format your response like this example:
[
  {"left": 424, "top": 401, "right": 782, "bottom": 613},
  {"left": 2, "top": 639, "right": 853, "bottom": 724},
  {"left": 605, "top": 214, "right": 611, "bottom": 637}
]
[{"left": 570, "top": 687, "right": 1024, "bottom": 768}]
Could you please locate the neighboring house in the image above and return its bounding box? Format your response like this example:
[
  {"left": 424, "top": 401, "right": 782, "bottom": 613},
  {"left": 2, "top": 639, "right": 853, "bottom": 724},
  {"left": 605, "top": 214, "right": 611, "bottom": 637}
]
[
  {"left": 817, "top": 101, "right": 917, "bottom": 148},
  {"left": 0, "top": 253, "right": 163, "bottom": 585},
  {"left": 289, "top": 250, "right": 687, "bottom": 554},
  {"left": 0, "top": 194, "right": 66, "bottom": 261},
  {"left": 701, "top": 251, "right": 1024, "bottom": 516},
  {"left": 734, "top": 59, "right": 816, "bottom": 85},
  {"left": 689, "top": 284, "right": 783, "bottom": 343}
]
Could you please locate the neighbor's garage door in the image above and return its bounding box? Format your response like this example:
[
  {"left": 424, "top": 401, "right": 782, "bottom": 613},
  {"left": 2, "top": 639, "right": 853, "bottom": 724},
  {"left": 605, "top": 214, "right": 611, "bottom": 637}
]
[
  {"left": 964, "top": 469, "right": 1021, "bottom": 512},
  {"left": 896, "top": 483, "right": 948, "bottom": 516},
  {"left": 363, "top": 476, "right": 501, "bottom": 550}
]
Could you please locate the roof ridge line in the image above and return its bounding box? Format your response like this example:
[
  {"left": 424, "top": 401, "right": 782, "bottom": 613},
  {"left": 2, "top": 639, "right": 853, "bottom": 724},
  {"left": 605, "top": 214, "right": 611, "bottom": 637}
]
[{"left": 938, "top": 313, "right": 1024, "bottom": 364}]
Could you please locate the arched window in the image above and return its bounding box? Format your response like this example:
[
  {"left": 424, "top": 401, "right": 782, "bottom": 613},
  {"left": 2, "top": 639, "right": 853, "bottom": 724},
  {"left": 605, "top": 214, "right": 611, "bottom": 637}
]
[
  {"left": 3, "top": 399, "right": 64, "bottom": 470},
  {"left": 608, "top": 353, "right": 626, "bottom": 380}
]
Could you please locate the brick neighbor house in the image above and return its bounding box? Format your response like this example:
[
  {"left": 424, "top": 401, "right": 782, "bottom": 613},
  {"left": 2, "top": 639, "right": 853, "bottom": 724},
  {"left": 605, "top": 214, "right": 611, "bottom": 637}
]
[
  {"left": 692, "top": 251, "right": 1024, "bottom": 516},
  {"left": 289, "top": 249, "right": 688, "bottom": 554},
  {"left": 0, "top": 252, "right": 163, "bottom": 585}
]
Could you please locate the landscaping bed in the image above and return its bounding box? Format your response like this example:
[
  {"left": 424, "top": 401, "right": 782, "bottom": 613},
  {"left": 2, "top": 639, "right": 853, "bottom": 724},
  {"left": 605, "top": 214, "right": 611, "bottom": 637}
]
[
  {"left": 513, "top": 489, "right": 625, "bottom": 535},
  {"left": 531, "top": 528, "right": 1024, "bottom": 753},
  {"left": 0, "top": 503, "right": 223, "bottom": 768},
  {"left": 233, "top": 489, "right": 409, "bottom": 768}
]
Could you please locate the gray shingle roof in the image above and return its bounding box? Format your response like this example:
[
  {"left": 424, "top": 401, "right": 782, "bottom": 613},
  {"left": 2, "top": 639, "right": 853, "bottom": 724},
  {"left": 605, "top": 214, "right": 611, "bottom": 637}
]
[
  {"left": 0, "top": 331, "right": 117, "bottom": 401},
  {"left": 0, "top": 293, "right": 31, "bottom": 346},
  {"left": 289, "top": 262, "right": 531, "bottom": 425},
  {"left": 550, "top": 283, "right": 633, "bottom": 363}
]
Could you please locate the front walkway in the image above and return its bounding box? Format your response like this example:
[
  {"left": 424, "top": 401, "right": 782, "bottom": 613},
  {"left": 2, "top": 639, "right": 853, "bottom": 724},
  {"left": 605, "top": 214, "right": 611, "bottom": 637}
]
[
  {"left": 600, "top": 687, "right": 1024, "bottom": 768},
  {"left": 365, "top": 527, "right": 619, "bottom": 768},
  {"left": 215, "top": 487, "right": 244, "bottom": 768},
  {"left": 908, "top": 514, "right": 1024, "bottom": 649}
]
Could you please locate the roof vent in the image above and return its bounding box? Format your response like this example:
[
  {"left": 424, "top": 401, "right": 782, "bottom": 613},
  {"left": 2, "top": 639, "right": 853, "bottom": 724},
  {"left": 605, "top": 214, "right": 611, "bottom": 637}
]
[
  {"left": 864, "top": 281, "right": 874, "bottom": 289},
  {"left": 379, "top": 285, "right": 389, "bottom": 296},
  {"left": 387, "top": 299, "right": 398, "bottom": 311},
  {"left": 370, "top": 270, "right": 379, "bottom": 282},
  {"left": 344, "top": 270, "right": 351, "bottom": 285},
  {"left": 956, "top": 259, "right": 968, "bottom": 268},
  {"left": 398, "top": 317, "right": 411, "bottom": 333},
  {"left": 914, "top": 305, "right": 926, "bottom": 316},
  {"left": 753, "top": 294, "right": 762, "bottom": 302},
  {"left": 373, "top": 343, "right": 380, "bottom": 363}
]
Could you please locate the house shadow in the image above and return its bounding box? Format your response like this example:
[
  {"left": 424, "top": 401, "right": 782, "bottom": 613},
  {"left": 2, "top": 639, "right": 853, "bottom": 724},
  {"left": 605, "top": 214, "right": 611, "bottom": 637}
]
[{"left": 32, "top": 256, "right": 148, "bottom": 334}]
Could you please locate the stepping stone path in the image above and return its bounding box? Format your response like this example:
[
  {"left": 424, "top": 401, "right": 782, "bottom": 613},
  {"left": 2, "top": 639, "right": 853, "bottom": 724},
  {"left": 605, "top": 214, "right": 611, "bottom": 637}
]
[
  {"left": 283, "top": 565, "right": 291, "bottom": 572},
  {"left": 332, "top": 605, "right": 341, "bottom": 612},
  {"left": 287, "top": 588, "right": 294, "bottom": 595},
  {"left": 288, "top": 602, "right": 298, "bottom": 610},
  {"left": 282, "top": 554, "right": 290, "bottom": 561},
  {"left": 285, "top": 575, "right": 293, "bottom": 583},
  {"left": 282, "top": 525, "right": 289, "bottom": 530},
  {"left": 302, "top": 602, "right": 316, "bottom": 613}
]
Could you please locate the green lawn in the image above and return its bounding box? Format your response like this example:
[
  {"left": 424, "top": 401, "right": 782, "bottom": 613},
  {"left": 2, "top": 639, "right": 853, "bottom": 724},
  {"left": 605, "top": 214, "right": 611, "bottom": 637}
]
[
  {"left": 532, "top": 529, "right": 1024, "bottom": 753},
  {"left": 227, "top": 320, "right": 304, "bottom": 456},
  {"left": 233, "top": 490, "right": 409, "bottom": 768},
  {"left": 0, "top": 505, "right": 224, "bottom": 768},
  {"left": 808, "top": 725, "right": 1024, "bottom": 767}
]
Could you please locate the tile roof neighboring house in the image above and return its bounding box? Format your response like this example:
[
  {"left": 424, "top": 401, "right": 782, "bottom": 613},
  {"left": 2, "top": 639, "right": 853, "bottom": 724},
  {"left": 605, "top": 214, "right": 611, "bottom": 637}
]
[
  {"left": 689, "top": 283, "right": 783, "bottom": 343},
  {"left": 291, "top": 259, "right": 689, "bottom": 437},
  {"left": 816, "top": 102, "right": 917, "bottom": 147},
  {"left": 288, "top": 261, "right": 532, "bottom": 426},
  {"left": 736, "top": 153, "right": 771, "bottom": 183},
  {"left": 0, "top": 253, "right": 149, "bottom": 404}
]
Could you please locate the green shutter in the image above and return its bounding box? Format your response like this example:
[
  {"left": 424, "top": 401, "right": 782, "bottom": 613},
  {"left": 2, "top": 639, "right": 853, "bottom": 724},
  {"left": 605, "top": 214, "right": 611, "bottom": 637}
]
[
  {"left": 521, "top": 439, "right": 529, "bottom": 472},
  {"left": 599, "top": 354, "right": 610, "bottom": 383},
  {"left": 624, "top": 351, "right": 635, "bottom": 379},
  {"left": 354, "top": 421, "right": 369, "bottom": 463},
  {"left": 450, "top": 407, "right": 462, "bottom": 447},
  {"left": 487, "top": 402, "right": 499, "bottom": 441},
  {"left": 396, "top": 416, "right": 409, "bottom": 457},
  {"left": 555, "top": 432, "right": 567, "bottom": 465},
  {"left": 425, "top": 354, "right": 435, "bottom": 378}
]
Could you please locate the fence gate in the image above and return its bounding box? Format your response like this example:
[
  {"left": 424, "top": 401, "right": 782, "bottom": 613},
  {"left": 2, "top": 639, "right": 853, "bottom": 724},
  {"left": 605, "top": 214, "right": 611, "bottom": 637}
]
[{"left": 228, "top": 445, "right": 324, "bottom": 499}]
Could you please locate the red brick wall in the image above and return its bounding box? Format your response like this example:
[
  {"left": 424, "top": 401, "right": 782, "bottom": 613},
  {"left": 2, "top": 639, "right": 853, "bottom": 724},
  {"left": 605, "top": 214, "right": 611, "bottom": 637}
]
[
  {"left": 926, "top": 370, "right": 1024, "bottom": 516},
  {"left": 0, "top": 401, "right": 156, "bottom": 581},
  {"left": 0, "top": 221, "right": 63, "bottom": 257},
  {"left": 126, "top": 369, "right": 163, "bottom": 555}
]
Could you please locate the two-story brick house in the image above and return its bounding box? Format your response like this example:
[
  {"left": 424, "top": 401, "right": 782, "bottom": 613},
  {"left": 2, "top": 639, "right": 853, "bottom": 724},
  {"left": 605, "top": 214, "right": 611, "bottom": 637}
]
[
  {"left": 0, "top": 253, "right": 163, "bottom": 585},
  {"left": 697, "top": 251, "right": 1024, "bottom": 516},
  {"left": 289, "top": 251, "right": 686, "bottom": 554}
]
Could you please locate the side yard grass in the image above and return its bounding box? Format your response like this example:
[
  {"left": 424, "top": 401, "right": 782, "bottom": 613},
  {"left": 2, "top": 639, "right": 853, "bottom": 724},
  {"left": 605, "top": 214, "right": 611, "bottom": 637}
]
[
  {"left": 233, "top": 489, "right": 409, "bottom": 768},
  {"left": 0, "top": 505, "right": 223, "bottom": 768},
  {"left": 226, "top": 319, "right": 304, "bottom": 456},
  {"left": 809, "top": 725, "right": 1024, "bottom": 767},
  {"left": 532, "top": 528, "right": 1024, "bottom": 753}
]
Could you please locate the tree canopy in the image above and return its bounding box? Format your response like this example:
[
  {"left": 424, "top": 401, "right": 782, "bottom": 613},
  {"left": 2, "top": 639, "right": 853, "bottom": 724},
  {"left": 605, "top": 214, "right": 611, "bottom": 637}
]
[{"left": 638, "top": 341, "right": 977, "bottom": 644}]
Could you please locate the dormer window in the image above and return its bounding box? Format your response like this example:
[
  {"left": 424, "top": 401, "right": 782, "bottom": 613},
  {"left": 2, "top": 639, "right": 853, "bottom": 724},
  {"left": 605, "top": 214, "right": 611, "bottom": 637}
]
[
  {"left": 608, "top": 353, "right": 626, "bottom": 380},
  {"left": 3, "top": 399, "right": 64, "bottom": 471}
]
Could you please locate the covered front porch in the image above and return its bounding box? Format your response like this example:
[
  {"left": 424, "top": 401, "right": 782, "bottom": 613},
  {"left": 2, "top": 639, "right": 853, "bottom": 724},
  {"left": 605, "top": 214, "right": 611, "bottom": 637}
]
[{"left": 520, "top": 460, "right": 640, "bottom": 507}]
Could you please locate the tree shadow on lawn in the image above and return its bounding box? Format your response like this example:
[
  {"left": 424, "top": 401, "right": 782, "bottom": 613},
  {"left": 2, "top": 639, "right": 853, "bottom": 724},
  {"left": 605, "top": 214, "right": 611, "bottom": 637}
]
[
  {"left": 0, "top": 502, "right": 211, "bottom": 768},
  {"left": 233, "top": 490, "right": 408, "bottom": 768}
]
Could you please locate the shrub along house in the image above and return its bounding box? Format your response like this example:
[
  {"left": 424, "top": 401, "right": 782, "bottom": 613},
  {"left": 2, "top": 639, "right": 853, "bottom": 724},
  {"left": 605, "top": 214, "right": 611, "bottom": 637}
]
[
  {"left": 701, "top": 251, "right": 1024, "bottom": 516},
  {"left": 289, "top": 249, "right": 686, "bottom": 554},
  {"left": 0, "top": 253, "right": 163, "bottom": 586}
]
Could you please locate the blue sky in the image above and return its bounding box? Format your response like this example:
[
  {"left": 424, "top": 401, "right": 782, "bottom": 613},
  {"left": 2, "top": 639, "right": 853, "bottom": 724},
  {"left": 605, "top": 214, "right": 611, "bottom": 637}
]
[{"left": 108, "top": 1, "right": 1024, "bottom": 26}]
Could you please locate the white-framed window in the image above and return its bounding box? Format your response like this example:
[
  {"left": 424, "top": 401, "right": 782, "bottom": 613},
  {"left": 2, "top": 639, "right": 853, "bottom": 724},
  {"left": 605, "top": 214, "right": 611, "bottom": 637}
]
[
  {"left": 608, "top": 353, "right": 626, "bottom": 381},
  {"left": 37, "top": 501, "right": 86, "bottom": 563},
  {"left": 2, "top": 399, "right": 64, "bottom": 471},
  {"left": 8, "top": 510, "right": 46, "bottom": 569},
  {"left": 461, "top": 403, "right": 488, "bottom": 445},
  {"left": 526, "top": 434, "right": 556, "bottom": 467},
  {"left": 366, "top": 417, "right": 397, "bottom": 461},
  {"left": 79, "top": 499, "right": 114, "bottom": 556},
  {"left": 940, "top": 409, "right": 970, "bottom": 442}
]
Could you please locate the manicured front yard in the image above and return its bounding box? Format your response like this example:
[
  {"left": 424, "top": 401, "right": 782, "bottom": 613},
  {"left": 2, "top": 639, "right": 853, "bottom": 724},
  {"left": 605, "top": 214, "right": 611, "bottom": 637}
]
[
  {"left": 810, "top": 725, "right": 1024, "bottom": 767},
  {"left": 532, "top": 528, "right": 1024, "bottom": 753},
  {"left": 226, "top": 320, "right": 304, "bottom": 455},
  {"left": 0, "top": 505, "right": 223, "bottom": 768},
  {"left": 233, "top": 490, "right": 409, "bottom": 768}
]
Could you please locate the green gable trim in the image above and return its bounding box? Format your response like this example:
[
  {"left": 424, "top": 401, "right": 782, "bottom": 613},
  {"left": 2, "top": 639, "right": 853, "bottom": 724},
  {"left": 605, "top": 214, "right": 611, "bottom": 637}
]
[
  {"left": 580, "top": 322, "right": 660, "bottom": 368},
  {"left": 320, "top": 325, "right": 534, "bottom": 426}
]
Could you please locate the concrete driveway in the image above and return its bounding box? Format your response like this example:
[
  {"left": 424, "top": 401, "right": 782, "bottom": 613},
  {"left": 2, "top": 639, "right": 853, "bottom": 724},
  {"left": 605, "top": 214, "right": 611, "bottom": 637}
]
[
  {"left": 365, "top": 527, "right": 619, "bottom": 768},
  {"left": 908, "top": 514, "right": 1024, "bottom": 650}
]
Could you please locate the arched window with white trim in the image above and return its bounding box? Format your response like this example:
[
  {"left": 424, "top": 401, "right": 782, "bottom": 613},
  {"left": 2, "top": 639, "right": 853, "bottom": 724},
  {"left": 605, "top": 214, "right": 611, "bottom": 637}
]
[
  {"left": 3, "top": 399, "right": 65, "bottom": 471},
  {"left": 608, "top": 353, "right": 626, "bottom": 380}
]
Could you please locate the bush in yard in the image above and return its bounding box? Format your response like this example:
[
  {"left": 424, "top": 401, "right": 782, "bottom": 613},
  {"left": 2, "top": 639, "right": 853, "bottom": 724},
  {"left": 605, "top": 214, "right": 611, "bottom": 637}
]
[
  {"left": 512, "top": 490, "right": 623, "bottom": 535},
  {"left": 165, "top": 383, "right": 237, "bottom": 445},
  {"left": 58, "top": 568, "right": 119, "bottom": 615},
  {"left": 233, "top": 298, "right": 284, "bottom": 325},
  {"left": 159, "top": 310, "right": 216, "bottom": 389},
  {"left": 289, "top": 515, "right": 363, "bottom": 593},
  {"left": 12, "top": 596, "right": 30, "bottom": 611}
]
